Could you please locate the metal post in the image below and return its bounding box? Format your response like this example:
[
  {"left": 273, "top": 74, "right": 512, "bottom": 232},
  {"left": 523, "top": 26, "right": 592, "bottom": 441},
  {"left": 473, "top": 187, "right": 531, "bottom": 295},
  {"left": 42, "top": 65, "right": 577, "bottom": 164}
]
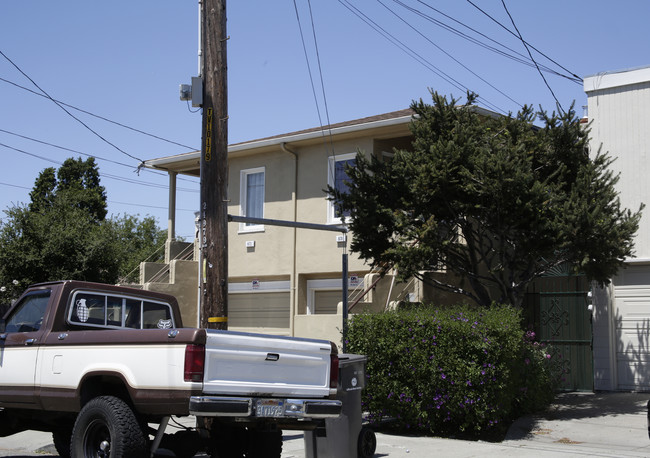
[{"left": 342, "top": 253, "right": 348, "bottom": 353}]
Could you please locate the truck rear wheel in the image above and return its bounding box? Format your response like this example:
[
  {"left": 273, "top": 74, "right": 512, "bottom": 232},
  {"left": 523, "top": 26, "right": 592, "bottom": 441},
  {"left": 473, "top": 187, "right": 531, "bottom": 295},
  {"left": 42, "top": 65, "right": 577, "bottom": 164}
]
[{"left": 71, "top": 395, "right": 147, "bottom": 458}]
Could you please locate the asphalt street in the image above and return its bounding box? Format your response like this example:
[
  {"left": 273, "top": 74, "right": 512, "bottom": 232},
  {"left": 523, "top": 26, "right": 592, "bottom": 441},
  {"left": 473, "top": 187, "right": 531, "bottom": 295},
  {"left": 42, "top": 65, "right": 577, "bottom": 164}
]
[{"left": 1, "top": 392, "right": 649, "bottom": 457}]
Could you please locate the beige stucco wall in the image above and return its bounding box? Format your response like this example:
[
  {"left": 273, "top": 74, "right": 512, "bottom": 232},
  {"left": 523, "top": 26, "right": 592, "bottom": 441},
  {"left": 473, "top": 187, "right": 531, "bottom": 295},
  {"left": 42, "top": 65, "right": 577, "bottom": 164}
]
[
  {"left": 227, "top": 138, "right": 375, "bottom": 277},
  {"left": 228, "top": 150, "right": 296, "bottom": 278},
  {"left": 143, "top": 115, "right": 418, "bottom": 341},
  {"left": 143, "top": 259, "right": 199, "bottom": 327}
]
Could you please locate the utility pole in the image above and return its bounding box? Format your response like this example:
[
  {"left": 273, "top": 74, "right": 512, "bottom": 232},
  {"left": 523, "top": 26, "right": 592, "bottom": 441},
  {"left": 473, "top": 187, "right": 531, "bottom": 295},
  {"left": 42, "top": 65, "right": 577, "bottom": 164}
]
[{"left": 200, "top": 0, "right": 228, "bottom": 330}]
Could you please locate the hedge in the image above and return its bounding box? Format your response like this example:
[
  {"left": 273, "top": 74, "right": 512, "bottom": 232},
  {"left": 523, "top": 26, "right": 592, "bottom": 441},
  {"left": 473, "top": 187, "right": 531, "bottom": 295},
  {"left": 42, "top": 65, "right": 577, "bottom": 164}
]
[{"left": 346, "top": 304, "right": 557, "bottom": 440}]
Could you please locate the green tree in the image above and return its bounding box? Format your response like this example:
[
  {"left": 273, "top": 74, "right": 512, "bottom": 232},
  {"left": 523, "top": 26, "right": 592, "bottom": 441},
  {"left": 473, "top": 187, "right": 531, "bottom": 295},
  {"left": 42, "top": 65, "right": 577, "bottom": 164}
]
[
  {"left": 30, "top": 157, "right": 107, "bottom": 221},
  {"left": 330, "top": 92, "right": 643, "bottom": 307},
  {"left": 106, "top": 214, "right": 167, "bottom": 284},
  {"left": 0, "top": 158, "right": 166, "bottom": 299}
]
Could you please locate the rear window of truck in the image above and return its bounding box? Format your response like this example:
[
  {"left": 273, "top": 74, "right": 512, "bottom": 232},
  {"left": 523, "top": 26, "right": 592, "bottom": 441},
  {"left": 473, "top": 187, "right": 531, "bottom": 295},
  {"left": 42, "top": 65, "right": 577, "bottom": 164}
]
[{"left": 68, "top": 291, "right": 175, "bottom": 330}]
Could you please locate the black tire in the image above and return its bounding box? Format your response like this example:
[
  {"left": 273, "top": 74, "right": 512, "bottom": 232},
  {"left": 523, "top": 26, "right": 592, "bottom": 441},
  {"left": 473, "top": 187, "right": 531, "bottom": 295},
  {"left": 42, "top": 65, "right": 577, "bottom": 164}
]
[
  {"left": 71, "top": 395, "right": 147, "bottom": 458},
  {"left": 247, "top": 428, "right": 282, "bottom": 458},
  {"left": 357, "top": 426, "right": 376, "bottom": 458},
  {"left": 159, "top": 430, "right": 201, "bottom": 458},
  {"left": 52, "top": 427, "right": 73, "bottom": 458},
  {"left": 207, "top": 424, "right": 246, "bottom": 458}
]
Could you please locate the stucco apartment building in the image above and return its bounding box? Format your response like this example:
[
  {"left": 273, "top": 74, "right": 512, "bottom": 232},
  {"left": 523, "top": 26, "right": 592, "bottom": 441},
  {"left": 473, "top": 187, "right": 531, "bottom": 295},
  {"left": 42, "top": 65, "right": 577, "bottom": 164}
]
[
  {"left": 141, "top": 109, "right": 425, "bottom": 346},
  {"left": 141, "top": 72, "right": 650, "bottom": 392},
  {"left": 585, "top": 65, "right": 650, "bottom": 391}
]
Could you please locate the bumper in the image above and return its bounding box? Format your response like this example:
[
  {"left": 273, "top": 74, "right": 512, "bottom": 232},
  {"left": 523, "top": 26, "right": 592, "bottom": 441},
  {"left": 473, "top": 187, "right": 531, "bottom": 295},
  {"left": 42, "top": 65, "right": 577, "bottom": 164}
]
[{"left": 189, "top": 396, "right": 342, "bottom": 419}]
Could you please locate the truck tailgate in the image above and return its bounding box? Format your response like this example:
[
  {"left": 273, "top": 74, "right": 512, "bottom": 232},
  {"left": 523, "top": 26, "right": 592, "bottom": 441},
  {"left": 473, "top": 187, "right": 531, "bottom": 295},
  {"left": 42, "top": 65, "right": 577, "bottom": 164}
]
[{"left": 202, "top": 330, "right": 334, "bottom": 398}]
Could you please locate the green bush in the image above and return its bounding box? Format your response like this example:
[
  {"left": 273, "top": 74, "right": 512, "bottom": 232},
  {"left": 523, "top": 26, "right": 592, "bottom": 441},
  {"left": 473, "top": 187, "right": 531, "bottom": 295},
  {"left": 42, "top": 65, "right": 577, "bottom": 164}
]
[{"left": 346, "top": 304, "right": 556, "bottom": 440}]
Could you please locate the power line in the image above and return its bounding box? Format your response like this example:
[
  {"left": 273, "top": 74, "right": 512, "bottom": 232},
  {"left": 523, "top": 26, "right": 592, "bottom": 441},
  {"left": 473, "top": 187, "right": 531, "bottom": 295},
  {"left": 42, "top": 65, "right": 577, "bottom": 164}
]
[
  {"left": 378, "top": 0, "right": 523, "bottom": 108},
  {"left": 0, "top": 128, "right": 198, "bottom": 183},
  {"left": 338, "top": 0, "right": 506, "bottom": 114},
  {"left": 0, "top": 141, "right": 198, "bottom": 193},
  {"left": 110, "top": 200, "right": 196, "bottom": 212},
  {"left": 0, "top": 181, "right": 196, "bottom": 213},
  {"left": 1, "top": 50, "right": 144, "bottom": 164},
  {"left": 0, "top": 76, "right": 198, "bottom": 151},
  {"left": 499, "top": 0, "right": 565, "bottom": 114},
  {"left": 293, "top": 0, "right": 338, "bottom": 162},
  {"left": 409, "top": 0, "right": 580, "bottom": 84},
  {"left": 0, "top": 181, "right": 30, "bottom": 191},
  {"left": 466, "top": 0, "right": 581, "bottom": 84}
]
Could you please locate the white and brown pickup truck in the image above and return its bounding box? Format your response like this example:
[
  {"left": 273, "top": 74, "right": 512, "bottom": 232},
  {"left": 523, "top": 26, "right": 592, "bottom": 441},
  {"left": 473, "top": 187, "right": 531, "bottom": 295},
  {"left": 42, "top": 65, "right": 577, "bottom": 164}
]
[{"left": 0, "top": 280, "right": 342, "bottom": 458}]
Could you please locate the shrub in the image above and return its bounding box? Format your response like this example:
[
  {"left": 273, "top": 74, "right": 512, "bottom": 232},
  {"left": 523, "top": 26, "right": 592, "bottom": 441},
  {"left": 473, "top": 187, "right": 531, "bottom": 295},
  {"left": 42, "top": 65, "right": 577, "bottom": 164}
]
[{"left": 346, "top": 303, "right": 556, "bottom": 440}]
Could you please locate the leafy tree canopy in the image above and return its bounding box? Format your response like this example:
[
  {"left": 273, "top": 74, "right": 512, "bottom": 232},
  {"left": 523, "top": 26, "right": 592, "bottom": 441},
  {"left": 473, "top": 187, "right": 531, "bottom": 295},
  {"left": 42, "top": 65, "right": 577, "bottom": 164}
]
[
  {"left": 0, "top": 157, "right": 166, "bottom": 300},
  {"left": 330, "top": 92, "right": 643, "bottom": 307}
]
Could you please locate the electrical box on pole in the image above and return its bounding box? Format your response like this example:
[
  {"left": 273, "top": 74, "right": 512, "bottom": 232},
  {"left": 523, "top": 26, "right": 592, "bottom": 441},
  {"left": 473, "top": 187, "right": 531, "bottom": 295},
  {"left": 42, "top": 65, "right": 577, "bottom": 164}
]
[{"left": 199, "top": 0, "right": 228, "bottom": 330}]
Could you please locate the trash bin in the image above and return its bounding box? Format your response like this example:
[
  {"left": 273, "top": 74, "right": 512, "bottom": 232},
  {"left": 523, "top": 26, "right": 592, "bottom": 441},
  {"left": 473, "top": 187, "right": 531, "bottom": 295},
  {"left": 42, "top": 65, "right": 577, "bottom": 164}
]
[{"left": 304, "top": 354, "right": 377, "bottom": 458}]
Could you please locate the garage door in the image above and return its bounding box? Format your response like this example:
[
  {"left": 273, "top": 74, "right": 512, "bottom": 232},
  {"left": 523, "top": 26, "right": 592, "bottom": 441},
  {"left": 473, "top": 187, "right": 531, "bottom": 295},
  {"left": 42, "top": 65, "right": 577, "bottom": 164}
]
[
  {"left": 614, "top": 281, "right": 650, "bottom": 390},
  {"left": 228, "top": 291, "right": 290, "bottom": 329},
  {"left": 227, "top": 280, "right": 290, "bottom": 331}
]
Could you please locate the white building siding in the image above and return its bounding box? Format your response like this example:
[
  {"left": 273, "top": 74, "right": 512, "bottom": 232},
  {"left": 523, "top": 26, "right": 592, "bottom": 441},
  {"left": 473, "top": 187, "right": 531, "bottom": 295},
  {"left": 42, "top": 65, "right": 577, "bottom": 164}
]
[
  {"left": 586, "top": 81, "right": 650, "bottom": 258},
  {"left": 592, "top": 284, "right": 615, "bottom": 391},
  {"left": 585, "top": 66, "right": 650, "bottom": 391},
  {"left": 612, "top": 268, "right": 650, "bottom": 391}
]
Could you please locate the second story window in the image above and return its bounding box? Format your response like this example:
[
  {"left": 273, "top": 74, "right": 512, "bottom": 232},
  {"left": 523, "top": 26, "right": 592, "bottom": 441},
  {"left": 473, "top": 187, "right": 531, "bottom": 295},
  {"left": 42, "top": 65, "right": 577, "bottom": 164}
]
[
  {"left": 239, "top": 167, "right": 265, "bottom": 233},
  {"left": 327, "top": 153, "right": 356, "bottom": 224}
]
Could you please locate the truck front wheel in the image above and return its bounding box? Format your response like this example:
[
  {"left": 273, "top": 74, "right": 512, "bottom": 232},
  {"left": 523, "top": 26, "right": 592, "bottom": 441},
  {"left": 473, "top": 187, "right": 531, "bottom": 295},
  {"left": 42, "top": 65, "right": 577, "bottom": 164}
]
[{"left": 71, "top": 396, "right": 147, "bottom": 458}]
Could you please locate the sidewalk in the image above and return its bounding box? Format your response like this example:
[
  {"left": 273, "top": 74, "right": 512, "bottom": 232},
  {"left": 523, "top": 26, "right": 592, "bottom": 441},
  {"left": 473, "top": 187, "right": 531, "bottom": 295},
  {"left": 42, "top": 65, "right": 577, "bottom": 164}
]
[{"left": 282, "top": 392, "right": 650, "bottom": 457}]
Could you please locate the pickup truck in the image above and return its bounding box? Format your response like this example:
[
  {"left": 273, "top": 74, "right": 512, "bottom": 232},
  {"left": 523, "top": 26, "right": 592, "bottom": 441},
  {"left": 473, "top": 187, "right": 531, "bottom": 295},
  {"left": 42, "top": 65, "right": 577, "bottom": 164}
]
[{"left": 0, "top": 280, "right": 342, "bottom": 458}]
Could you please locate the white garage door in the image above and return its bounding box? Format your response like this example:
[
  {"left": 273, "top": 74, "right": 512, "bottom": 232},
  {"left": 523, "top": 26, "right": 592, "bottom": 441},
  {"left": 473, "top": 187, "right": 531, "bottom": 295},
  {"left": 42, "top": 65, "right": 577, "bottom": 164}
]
[{"left": 613, "top": 266, "right": 650, "bottom": 390}]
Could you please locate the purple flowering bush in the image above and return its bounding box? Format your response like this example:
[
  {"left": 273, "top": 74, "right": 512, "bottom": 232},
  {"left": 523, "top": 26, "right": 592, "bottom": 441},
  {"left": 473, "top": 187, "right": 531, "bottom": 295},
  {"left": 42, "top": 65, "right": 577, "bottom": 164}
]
[{"left": 347, "top": 304, "right": 556, "bottom": 440}]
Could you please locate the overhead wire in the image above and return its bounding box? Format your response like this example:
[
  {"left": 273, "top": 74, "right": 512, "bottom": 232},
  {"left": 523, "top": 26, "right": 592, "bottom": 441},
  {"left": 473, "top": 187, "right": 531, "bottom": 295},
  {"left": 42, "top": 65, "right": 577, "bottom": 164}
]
[
  {"left": 466, "top": 0, "right": 582, "bottom": 84},
  {"left": 0, "top": 76, "right": 198, "bottom": 151},
  {"left": 0, "top": 49, "right": 147, "bottom": 166},
  {"left": 499, "top": 0, "right": 565, "bottom": 114},
  {"left": 0, "top": 141, "right": 198, "bottom": 193},
  {"left": 0, "top": 181, "right": 195, "bottom": 213},
  {"left": 0, "top": 128, "right": 198, "bottom": 184},
  {"left": 410, "top": 0, "right": 580, "bottom": 83},
  {"left": 293, "top": 0, "right": 336, "bottom": 156},
  {"left": 378, "top": 0, "right": 523, "bottom": 108},
  {"left": 293, "top": 0, "right": 340, "bottom": 183},
  {"left": 0, "top": 181, "right": 30, "bottom": 191},
  {"left": 306, "top": 0, "right": 336, "bottom": 143},
  {"left": 110, "top": 200, "right": 196, "bottom": 213},
  {"left": 338, "top": 0, "right": 506, "bottom": 114}
]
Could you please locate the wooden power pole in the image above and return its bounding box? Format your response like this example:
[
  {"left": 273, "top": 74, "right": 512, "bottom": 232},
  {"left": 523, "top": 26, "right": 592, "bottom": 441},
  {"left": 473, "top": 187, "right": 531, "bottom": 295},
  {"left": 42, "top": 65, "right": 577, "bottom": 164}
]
[{"left": 200, "top": 0, "right": 228, "bottom": 330}]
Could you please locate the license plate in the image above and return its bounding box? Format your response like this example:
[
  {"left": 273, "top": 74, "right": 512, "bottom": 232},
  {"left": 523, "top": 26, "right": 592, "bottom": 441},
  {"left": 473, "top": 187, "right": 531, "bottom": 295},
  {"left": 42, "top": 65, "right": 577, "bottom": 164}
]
[{"left": 256, "top": 399, "right": 285, "bottom": 417}]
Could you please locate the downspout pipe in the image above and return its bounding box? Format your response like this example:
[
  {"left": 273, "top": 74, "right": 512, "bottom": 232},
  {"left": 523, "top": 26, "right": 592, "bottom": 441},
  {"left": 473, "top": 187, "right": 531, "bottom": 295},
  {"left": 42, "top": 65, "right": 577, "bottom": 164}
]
[
  {"left": 281, "top": 142, "right": 298, "bottom": 337},
  {"left": 168, "top": 171, "right": 177, "bottom": 242}
]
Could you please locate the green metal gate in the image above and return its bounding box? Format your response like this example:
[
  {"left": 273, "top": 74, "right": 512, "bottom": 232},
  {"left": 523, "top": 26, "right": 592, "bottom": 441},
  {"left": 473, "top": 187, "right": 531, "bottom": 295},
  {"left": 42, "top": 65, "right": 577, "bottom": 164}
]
[{"left": 524, "top": 273, "right": 593, "bottom": 391}]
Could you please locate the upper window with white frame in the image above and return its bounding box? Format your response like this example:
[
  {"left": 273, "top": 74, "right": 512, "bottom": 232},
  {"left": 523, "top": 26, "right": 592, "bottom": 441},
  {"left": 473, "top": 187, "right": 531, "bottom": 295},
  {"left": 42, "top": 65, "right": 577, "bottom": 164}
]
[
  {"left": 239, "top": 167, "right": 265, "bottom": 232},
  {"left": 327, "top": 153, "right": 356, "bottom": 224}
]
